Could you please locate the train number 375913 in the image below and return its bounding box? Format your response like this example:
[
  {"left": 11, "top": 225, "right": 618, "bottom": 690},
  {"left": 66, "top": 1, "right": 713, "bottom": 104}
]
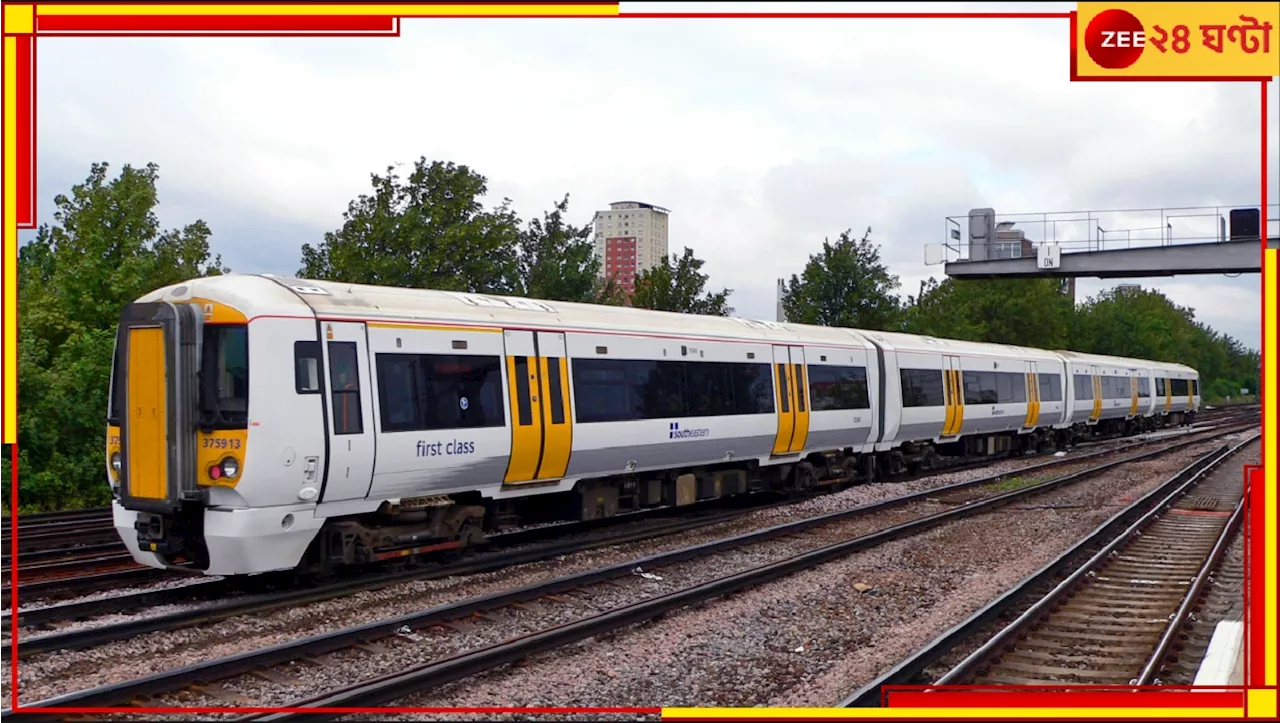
[{"left": 203, "top": 437, "right": 243, "bottom": 450}]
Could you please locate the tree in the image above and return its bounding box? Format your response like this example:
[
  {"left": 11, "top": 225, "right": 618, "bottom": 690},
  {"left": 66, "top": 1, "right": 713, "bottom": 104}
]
[
  {"left": 4, "top": 162, "right": 225, "bottom": 512},
  {"left": 781, "top": 228, "right": 902, "bottom": 331},
  {"left": 902, "top": 276, "right": 1073, "bottom": 349},
  {"left": 299, "top": 159, "right": 521, "bottom": 294},
  {"left": 515, "top": 194, "right": 626, "bottom": 305},
  {"left": 1070, "top": 286, "right": 1259, "bottom": 402},
  {"left": 631, "top": 247, "right": 733, "bottom": 316}
]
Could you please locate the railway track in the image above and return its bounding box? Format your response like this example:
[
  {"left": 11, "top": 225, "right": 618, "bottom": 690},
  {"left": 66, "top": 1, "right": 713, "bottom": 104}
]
[
  {"left": 936, "top": 439, "right": 1251, "bottom": 688},
  {"left": 11, "top": 426, "right": 1248, "bottom": 718},
  {"left": 8, "top": 423, "right": 1252, "bottom": 657},
  {"left": 841, "top": 432, "right": 1257, "bottom": 706},
  {"left": 5, "top": 419, "right": 1242, "bottom": 615}
]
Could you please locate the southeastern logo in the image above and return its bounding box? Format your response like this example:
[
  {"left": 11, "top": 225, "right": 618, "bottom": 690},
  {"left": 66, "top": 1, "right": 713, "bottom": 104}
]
[{"left": 669, "top": 422, "right": 710, "bottom": 440}]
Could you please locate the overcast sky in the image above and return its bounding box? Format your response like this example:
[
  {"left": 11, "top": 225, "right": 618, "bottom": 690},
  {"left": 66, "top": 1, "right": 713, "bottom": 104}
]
[{"left": 26, "top": 1, "right": 1278, "bottom": 350}]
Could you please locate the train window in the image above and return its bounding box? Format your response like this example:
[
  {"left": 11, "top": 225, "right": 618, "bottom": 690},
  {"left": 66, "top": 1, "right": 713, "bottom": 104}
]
[
  {"left": 777, "top": 364, "right": 790, "bottom": 414},
  {"left": 547, "top": 357, "right": 566, "bottom": 425},
  {"left": 375, "top": 353, "right": 505, "bottom": 432},
  {"left": 1156, "top": 378, "right": 1167, "bottom": 396},
  {"left": 961, "top": 371, "right": 996, "bottom": 405},
  {"left": 807, "top": 365, "right": 871, "bottom": 411},
  {"left": 438, "top": 355, "right": 506, "bottom": 429},
  {"left": 571, "top": 359, "right": 775, "bottom": 423},
  {"left": 794, "top": 365, "right": 807, "bottom": 413},
  {"left": 294, "top": 341, "right": 322, "bottom": 394},
  {"left": 730, "top": 363, "right": 776, "bottom": 415},
  {"left": 637, "top": 360, "right": 688, "bottom": 419},
  {"left": 1037, "top": 374, "right": 1063, "bottom": 402},
  {"left": 686, "top": 361, "right": 734, "bottom": 417},
  {"left": 1190, "top": 379, "right": 1197, "bottom": 397},
  {"left": 571, "top": 360, "right": 633, "bottom": 423},
  {"left": 1137, "top": 376, "right": 1150, "bottom": 398},
  {"left": 328, "top": 341, "right": 363, "bottom": 435},
  {"left": 376, "top": 356, "right": 418, "bottom": 430},
  {"left": 199, "top": 325, "right": 250, "bottom": 429},
  {"left": 995, "top": 372, "right": 1026, "bottom": 404},
  {"left": 514, "top": 357, "right": 534, "bottom": 426},
  {"left": 901, "top": 368, "right": 945, "bottom": 408},
  {"left": 1170, "top": 378, "right": 1190, "bottom": 396},
  {"left": 108, "top": 342, "right": 121, "bottom": 426},
  {"left": 1073, "top": 374, "right": 1094, "bottom": 401}
]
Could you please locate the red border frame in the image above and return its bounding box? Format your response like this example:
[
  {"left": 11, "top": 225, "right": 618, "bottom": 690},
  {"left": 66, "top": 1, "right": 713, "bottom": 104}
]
[{"left": 3, "top": 2, "right": 1271, "bottom": 719}]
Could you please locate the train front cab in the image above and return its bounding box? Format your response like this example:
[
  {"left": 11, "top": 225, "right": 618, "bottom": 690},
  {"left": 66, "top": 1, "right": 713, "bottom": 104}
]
[{"left": 109, "top": 297, "right": 325, "bottom": 575}]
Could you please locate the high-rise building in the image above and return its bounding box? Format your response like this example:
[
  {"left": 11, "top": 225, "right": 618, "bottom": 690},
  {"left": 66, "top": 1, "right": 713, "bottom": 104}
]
[{"left": 593, "top": 201, "right": 670, "bottom": 295}]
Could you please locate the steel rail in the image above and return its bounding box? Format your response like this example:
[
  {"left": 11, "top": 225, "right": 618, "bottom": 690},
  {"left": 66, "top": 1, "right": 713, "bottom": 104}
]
[
  {"left": 12, "top": 427, "right": 1245, "bottom": 719},
  {"left": 11, "top": 426, "right": 1243, "bottom": 655},
  {"left": 839, "top": 432, "right": 1256, "bottom": 706},
  {"left": 1134, "top": 489, "right": 1247, "bottom": 686},
  {"left": 930, "top": 436, "right": 1255, "bottom": 688}
]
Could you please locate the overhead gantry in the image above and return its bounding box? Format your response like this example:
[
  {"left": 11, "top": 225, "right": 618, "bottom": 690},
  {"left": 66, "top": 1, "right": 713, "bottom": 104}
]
[{"left": 932, "top": 204, "right": 1278, "bottom": 280}]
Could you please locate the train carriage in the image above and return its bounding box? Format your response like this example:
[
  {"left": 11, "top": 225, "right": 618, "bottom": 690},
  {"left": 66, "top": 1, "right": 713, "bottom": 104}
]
[
  {"left": 862, "top": 331, "right": 1069, "bottom": 461},
  {"left": 1148, "top": 359, "right": 1201, "bottom": 424},
  {"left": 104, "top": 274, "right": 1202, "bottom": 578},
  {"left": 1056, "top": 351, "right": 1152, "bottom": 435}
]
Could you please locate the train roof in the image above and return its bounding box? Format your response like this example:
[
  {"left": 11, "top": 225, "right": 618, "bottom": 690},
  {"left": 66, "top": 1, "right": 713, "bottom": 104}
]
[
  {"left": 231, "top": 274, "right": 883, "bottom": 350},
  {"left": 138, "top": 275, "right": 1199, "bottom": 376},
  {"left": 1057, "top": 350, "right": 1199, "bottom": 375},
  {"left": 859, "top": 328, "right": 1062, "bottom": 362}
]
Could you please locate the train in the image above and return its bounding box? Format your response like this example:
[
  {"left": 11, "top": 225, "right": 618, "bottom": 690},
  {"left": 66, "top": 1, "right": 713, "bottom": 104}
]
[{"left": 105, "top": 274, "right": 1201, "bottom": 578}]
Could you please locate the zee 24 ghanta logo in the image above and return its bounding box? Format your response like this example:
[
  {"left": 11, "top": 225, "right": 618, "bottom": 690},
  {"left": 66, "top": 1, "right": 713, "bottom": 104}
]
[{"left": 1084, "top": 8, "right": 1272, "bottom": 69}]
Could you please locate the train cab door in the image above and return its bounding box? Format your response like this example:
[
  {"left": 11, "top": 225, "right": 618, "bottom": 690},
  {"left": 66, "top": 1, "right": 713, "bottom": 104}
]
[
  {"left": 503, "top": 330, "right": 574, "bottom": 484},
  {"left": 319, "top": 321, "right": 377, "bottom": 503},
  {"left": 1023, "top": 361, "right": 1040, "bottom": 429},
  {"left": 771, "top": 345, "right": 809, "bottom": 456}
]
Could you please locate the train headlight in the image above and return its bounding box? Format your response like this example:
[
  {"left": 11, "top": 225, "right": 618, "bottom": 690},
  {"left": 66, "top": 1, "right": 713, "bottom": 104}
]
[
  {"left": 111, "top": 452, "right": 122, "bottom": 473},
  {"left": 208, "top": 457, "right": 240, "bottom": 481},
  {"left": 219, "top": 457, "right": 240, "bottom": 480}
]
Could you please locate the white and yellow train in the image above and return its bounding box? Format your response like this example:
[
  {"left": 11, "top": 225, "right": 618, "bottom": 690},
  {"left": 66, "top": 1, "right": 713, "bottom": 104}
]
[{"left": 105, "top": 275, "right": 1201, "bottom": 577}]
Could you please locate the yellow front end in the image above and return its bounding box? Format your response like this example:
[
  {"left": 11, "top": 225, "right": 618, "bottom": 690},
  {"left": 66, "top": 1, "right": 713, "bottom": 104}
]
[{"left": 110, "top": 298, "right": 240, "bottom": 571}]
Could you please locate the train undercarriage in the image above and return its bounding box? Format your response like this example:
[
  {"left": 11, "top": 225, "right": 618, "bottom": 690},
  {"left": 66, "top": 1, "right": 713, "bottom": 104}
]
[{"left": 292, "top": 411, "right": 1197, "bottom": 579}]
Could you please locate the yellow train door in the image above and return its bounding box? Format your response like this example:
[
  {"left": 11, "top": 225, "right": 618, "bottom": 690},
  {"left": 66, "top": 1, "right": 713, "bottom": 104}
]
[
  {"left": 503, "top": 330, "right": 574, "bottom": 484},
  {"left": 771, "top": 345, "right": 809, "bottom": 455}
]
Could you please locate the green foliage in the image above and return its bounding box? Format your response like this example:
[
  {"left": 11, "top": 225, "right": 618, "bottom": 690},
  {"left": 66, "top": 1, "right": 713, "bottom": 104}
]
[
  {"left": 781, "top": 228, "right": 902, "bottom": 331},
  {"left": 299, "top": 159, "right": 522, "bottom": 294},
  {"left": 7, "top": 157, "right": 1259, "bottom": 514},
  {"left": 630, "top": 247, "right": 733, "bottom": 316},
  {"left": 1070, "top": 286, "right": 1259, "bottom": 403},
  {"left": 902, "top": 277, "right": 1073, "bottom": 349},
  {"left": 515, "top": 194, "right": 627, "bottom": 305},
  {"left": 4, "top": 162, "right": 226, "bottom": 513}
]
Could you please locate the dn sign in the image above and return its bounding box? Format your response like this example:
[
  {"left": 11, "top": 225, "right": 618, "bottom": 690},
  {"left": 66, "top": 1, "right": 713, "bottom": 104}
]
[{"left": 1085, "top": 8, "right": 1146, "bottom": 69}]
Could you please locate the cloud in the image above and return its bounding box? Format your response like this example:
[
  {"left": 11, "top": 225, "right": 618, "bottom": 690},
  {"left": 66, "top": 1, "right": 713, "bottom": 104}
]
[{"left": 29, "top": 2, "right": 1274, "bottom": 352}]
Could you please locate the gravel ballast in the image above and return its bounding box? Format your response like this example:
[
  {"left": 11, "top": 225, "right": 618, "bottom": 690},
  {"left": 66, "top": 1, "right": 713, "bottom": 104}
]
[{"left": 8, "top": 430, "right": 1248, "bottom": 713}]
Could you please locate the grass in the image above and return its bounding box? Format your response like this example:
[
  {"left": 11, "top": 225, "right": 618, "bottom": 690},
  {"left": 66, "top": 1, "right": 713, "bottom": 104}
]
[{"left": 986, "top": 475, "right": 1049, "bottom": 493}]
